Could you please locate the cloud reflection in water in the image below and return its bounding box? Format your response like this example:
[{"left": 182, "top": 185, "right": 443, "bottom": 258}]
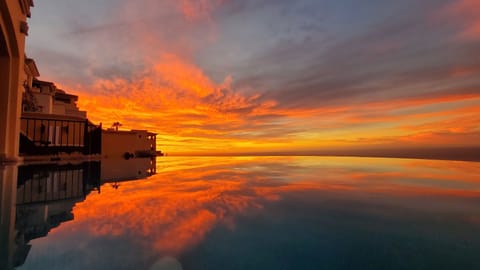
[{"left": 20, "top": 157, "right": 480, "bottom": 269}]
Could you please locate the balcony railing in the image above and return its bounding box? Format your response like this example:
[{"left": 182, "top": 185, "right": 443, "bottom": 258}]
[{"left": 20, "top": 113, "right": 101, "bottom": 156}]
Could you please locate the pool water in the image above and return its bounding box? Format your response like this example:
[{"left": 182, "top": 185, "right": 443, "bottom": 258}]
[{"left": 7, "top": 156, "right": 480, "bottom": 270}]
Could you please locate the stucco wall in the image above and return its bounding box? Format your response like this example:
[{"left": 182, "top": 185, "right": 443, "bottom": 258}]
[
  {"left": 33, "top": 92, "right": 53, "bottom": 114},
  {"left": 102, "top": 130, "right": 155, "bottom": 159},
  {"left": 0, "top": 0, "right": 30, "bottom": 161}
]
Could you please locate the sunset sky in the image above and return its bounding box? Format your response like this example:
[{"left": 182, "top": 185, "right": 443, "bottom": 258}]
[{"left": 26, "top": 0, "right": 480, "bottom": 154}]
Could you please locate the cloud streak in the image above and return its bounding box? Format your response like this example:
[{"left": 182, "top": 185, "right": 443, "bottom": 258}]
[{"left": 26, "top": 0, "right": 480, "bottom": 154}]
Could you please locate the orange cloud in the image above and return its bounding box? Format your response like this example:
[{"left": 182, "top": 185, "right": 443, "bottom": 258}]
[
  {"left": 27, "top": 0, "right": 480, "bottom": 155},
  {"left": 49, "top": 0, "right": 478, "bottom": 155},
  {"left": 39, "top": 0, "right": 476, "bottom": 155},
  {"left": 77, "top": 53, "right": 275, "bottom": 133},
  {"left": 437, "top": 0, "right": 480, "bottom": 40},
  {"left": 74, "top": 67, "right": 480, "bottom": 153},
  {"left": 178, "top": 0, "right": 226, "bottom": 21}
]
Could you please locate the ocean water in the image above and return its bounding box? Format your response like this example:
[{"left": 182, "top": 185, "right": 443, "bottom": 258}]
[{"left": 9, "top": 156, "right": 480, "bottom": 270}]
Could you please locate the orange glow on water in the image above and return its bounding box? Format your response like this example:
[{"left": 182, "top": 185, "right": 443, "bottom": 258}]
[
  {"left": 22, "top": 1, "right": 480, "bottom": 267},
  {"left": 44, "top": 157, "right": 480, "bottom": 256}
]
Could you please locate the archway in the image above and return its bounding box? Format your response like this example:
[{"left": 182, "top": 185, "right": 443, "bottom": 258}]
[{"left": 0, "top": 22, "right": 12, "bottom": 161}]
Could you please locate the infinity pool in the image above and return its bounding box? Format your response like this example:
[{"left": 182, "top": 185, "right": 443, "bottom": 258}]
[{"left": 6, "top": 156, "right": 480, "bottom": 270}]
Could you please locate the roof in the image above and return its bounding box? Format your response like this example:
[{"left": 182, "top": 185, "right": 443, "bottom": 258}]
[
  {"left": 33, "top": 79, "right": 55, "bottom": 87},
  {"left": 25, "top": 58, "right": 40, "bottom": 77},
  {"left": 55, "top": 90, "right": 79, "bottom": 102},
  {"left": 103, "top": 129, "right": 157, "bottom": 136}
]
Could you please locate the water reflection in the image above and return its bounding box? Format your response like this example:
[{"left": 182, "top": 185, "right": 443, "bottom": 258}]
[
  {"left": 0, "top": 165, "right": 18, "bottom": 270},
  {"left": 1, "top": 157, "right": 480, "bottom": 269},
  {"left": 0, "top": 158, "right": 156, "bottom": 270},
  {"left": 101, "top": 158, "right": 156, "bottom": 189}
]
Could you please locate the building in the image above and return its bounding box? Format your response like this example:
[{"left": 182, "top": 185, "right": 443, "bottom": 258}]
[
  {"left": 0, "top": 0, "right": 34, "bottom": 162},
  {"left": 2, "top": 1, "right": 160, "bottom": 161},
  {"left": 52, "top": 89, "right": 87, "bottom": 118},
  {"left": 18, "top": 73, "right": 160, "bottom": 159},
  {"left": 18, "top": 60, "right": 101, "bottom": 157},
  {"left": 102, "top": 129, "right": 157, "bottom": 159},
  {"left": 22, "top": 57, "right": 40, "bottom": 112},
  {"left": 25, "top": 79, "right": 87, "bottom": 119}
]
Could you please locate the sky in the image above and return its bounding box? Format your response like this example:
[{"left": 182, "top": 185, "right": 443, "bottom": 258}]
[{"left": 25, "top": 0, "right": 480, "bottom": 155}]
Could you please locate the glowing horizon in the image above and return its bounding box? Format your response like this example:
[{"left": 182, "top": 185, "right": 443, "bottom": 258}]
[{"left": 26, "top": 0, "right": 480, "bottom": 154}]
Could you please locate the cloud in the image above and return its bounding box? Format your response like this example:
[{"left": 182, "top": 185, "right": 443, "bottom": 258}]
[
  {"left": 76, "top": 53, "right": 280, "bottom": 140},
  {"left": 437, "top": 0, "right": 480, "bottom": 41},
  {"left": 27, "top": 0, "right": 480, "bottom": 153},
  {"left": 178, "top": 0, "right": 226, "bottom": 21}
]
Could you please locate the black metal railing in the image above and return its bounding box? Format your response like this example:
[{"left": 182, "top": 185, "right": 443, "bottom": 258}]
[{"left": 20, "top": 114, "right": 101, "bottom": 156}]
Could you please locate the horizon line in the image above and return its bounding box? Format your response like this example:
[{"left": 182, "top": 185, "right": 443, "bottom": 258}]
[{"left": 166, "top": 146, "right": 480, "bottom": 162}]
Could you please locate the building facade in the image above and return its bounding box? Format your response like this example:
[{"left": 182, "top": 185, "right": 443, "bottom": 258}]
[
  {"left": 102, "top": 129, "right": 156, "bottom": 159},
  {"left": 18, "top": 72, "right": 100, "bottom": 156},
  {"left": 2, "top": 1, "right": 159, "bottom": 161},
  {"left": 24, "top": 78, "right": 87, "bottom": 119}
]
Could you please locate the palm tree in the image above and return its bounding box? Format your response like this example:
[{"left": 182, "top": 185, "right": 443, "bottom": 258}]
[{"left": 112, "top": 122, "right": 122, "bottom": 131}]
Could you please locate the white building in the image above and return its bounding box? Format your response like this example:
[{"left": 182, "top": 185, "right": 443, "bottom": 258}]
[{"left": 25, "top": 79, "right": 87, "bottom": 119}]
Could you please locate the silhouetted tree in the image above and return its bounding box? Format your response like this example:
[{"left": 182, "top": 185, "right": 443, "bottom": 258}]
[{"left": 112, "top": 122, "right": 122, "bottom": 131}]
